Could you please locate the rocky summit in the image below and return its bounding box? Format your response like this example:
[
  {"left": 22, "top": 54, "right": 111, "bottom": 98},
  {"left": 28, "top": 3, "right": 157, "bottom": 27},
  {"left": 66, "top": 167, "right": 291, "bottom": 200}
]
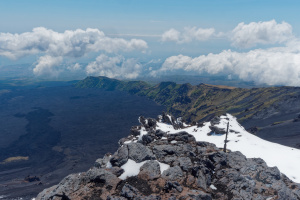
[{"left": 36, "top": 113, "right": 300, "bottom": 200}]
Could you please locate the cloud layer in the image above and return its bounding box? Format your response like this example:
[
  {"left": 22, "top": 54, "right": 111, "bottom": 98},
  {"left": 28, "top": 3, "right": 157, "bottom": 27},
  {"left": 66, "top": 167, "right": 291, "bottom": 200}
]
[
  {"left": 161, "top": 20, "right": 294, "bottom": 48},
  {"left": 86, "top": 54, "right": 141, "bottom": 79},
  {"left": 0, "top": 27, "right": 147, "bottom": 76},
  {"left": 153, "top": 39, "right": 300, "bottom": 86},
  {"left": 231, "top": 20, "right": 294, "bottom": 48},
  {"left": 161, "top": 27, "right": 216, "bottom": 43}
]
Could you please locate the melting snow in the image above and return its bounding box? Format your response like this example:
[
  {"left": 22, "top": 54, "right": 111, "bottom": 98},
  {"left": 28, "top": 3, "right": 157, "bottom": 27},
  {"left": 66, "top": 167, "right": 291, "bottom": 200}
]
[
  {"left": 210, "top": 184, "right": 217, "bottom": 190},
  {"left": 118, "top": 159, "right": 170, "bottom": 180},
  {"left": 138, "top": 127, "right": 148, "bottom": 141},
  {"left": 155, "top": 114, "right": 300, "bottom": 183},
  {"left": 119, "top": 159, "right": 147, "bottom": 180}
]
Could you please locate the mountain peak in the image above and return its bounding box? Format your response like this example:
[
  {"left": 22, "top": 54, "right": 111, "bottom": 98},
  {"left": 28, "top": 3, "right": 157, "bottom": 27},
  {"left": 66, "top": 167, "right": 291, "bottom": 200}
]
[{"left": 36, "top": 113, "right": 300, "bottom": 200}]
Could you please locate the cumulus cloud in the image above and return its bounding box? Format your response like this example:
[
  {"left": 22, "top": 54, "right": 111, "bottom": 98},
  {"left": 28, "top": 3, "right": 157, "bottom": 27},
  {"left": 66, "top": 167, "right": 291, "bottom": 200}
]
[
  {"left": 67, "top": 63, "right": 82, "bottom": 71},
  {"left": 161, "top": 27, "right": 216, "bottom": 43},
  {"left": 153, "top": 40, "right": 300, "bottom": 86},
  {"left": 231, "top": 20, "right": 294, "bottom": 48},
  {"left": 0, "top": 27, "right": 148, "bottom": 76},
  {"left": 33, "top": 55, "right": 63, "bottom": 77},
  {"left": 86, "top": 54, "right": 142, "bottom": 79}
]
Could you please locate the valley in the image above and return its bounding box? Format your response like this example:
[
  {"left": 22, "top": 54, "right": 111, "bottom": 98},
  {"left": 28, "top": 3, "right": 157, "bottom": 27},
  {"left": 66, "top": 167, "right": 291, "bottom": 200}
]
[{"left": 0, "top": 83, "right": 164, "bottom": 199}]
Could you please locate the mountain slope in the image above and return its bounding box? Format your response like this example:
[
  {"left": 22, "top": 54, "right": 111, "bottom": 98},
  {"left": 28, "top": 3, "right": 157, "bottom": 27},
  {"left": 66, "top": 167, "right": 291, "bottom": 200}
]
[
  {"left": 76, "top": 76, "right": 300, "bottom": 123},
  {"left": 76, "top": 76, "right": 300, "bottom": 149},
  {"left": 36, "top": 113, "right": 300, "bottom": 200}
]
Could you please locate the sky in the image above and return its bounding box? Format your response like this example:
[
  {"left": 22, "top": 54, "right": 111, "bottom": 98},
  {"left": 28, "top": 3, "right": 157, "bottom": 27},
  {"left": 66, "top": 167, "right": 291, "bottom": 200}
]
[{"left": 0, "top": 0, "right": 300, "bottom": 86}]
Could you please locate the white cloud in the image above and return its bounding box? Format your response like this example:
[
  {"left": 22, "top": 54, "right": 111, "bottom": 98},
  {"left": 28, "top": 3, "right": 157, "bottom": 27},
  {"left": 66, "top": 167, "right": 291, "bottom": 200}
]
[
  {"left": 161, "top": 27, "right": 216, "bottom": 43},
  {"left": 33, "top": 55, "right": 63, "bottom": 77},
  {"left": 0, "top": 27, "right": 148, "bottom": 76},
  {"left": 86, "top": 54, "right": 142, "bottom": 79},
  {"left": 67, "top": 63, "right": 81, "bottom": 71},
  {"left": 161, "top": 29, "right": 181, "bottom": 42},
  {"left": 154, "top": 39, "right": 300, "bottom": 86},
  {"left": 231, "top": 20, "right": 294, "bottom": 48}
]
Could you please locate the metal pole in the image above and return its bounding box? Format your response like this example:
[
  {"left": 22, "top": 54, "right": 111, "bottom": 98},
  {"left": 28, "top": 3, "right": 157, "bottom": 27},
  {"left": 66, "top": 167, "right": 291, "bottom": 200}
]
[{"left": 223, "top": 122, "right": 229, "bottom": 152}]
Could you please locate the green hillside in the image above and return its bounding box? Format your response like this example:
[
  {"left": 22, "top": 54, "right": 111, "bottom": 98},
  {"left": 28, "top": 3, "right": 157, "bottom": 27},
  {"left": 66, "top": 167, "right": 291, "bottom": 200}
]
[{"left": 76, "top": 76, "right": 300, "bottom": 123}]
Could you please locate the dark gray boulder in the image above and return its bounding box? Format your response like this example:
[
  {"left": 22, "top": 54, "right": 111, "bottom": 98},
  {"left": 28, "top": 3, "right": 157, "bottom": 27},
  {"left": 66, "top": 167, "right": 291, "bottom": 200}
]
[
  {"left": 110, "top": 145, "right": 129, "bottom": 167},
  {"left": 127, "top": 142, "right": 155, "bottom": 163},
  {"left": 167, "top": 131, "right": 196, "bottom": 143},
  {"left": 138, "top": 160, "right": 161, "bottom": 180},
  {"left": 175, "top": 157, "right": 193, "bottom": 171},
  {"left": 164, "top": 181, "right": 183, "bottom": 193},
  {"left": 121, "top": 183, "right": 140, "bottom": 199},
  {"left": 162, "top": 166, "right": 184, "bottom": 181}
]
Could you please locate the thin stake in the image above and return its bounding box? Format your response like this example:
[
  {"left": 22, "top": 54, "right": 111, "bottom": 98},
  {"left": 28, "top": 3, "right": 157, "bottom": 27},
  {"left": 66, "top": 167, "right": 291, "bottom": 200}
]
[{"left": 223, "top": 122, "right": 229, "bottom": 152}]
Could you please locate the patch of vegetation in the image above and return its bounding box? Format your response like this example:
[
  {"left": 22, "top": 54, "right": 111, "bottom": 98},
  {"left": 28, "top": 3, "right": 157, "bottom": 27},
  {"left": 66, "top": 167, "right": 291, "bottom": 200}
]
[
  {"left": 272, "top": 121, "right": 286, "bottom": 126},
  {"left": 1, "top": 156, "right": 29, "bottom": 164},
  {"left": 76, "top": 76, "right": 300, "bottom": 122}
]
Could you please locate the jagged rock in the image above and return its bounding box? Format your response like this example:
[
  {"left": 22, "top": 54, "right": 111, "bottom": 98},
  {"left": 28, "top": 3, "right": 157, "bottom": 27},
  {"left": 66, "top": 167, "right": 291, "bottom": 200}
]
[
  {"left": 138, "top": 160, "right": 161, "bottom": 180},
  {"left": 152, "top": 145, "right": 178, "bottom": 159},
  {"left": 110, "top": 145, "right": 129, "bottom": 167},
  {"left": 86, "top": 168, "right": 121, "bottom": 188},
  {"left": 36, "top": 114, "right": 300, "bottom": 200},
  {"left": 208, "top": 125, "right": 226, "bottom": 135},
  {"left": 94, "top": 153, "right": 111, "bottom": 168},
  {"left": 155, "top": 129, "right": 167, "bottom": 138},
  {"left": 130, "top": 126, "right": 141, "bottom": 136},
  {"left": 164, "top": 181, "right": 183, "bottom": 193},
  {"left": 147, "top": 118, "right": 157, "bottom": 128},
  {"left": 168, "top": 131, "right": 196, "bottom": 143},
  {"left": 121, "top": 183, "right": 140, "bottom": 199},
  {"left": 127, "top": 142, "right": 155, "bottom": 163},
  {"left": 140, "top": 195, "right": 162, "bottom": 200},
  {"left": 210, "top": 116, "right": 221, "bottom": 125},
  {"left": 106, "top": 167, "right": 125, "bottom": 177},
  {"left": 182, "top": 190, "right": 212, "bottom": 200},
  {"left": 162, "top": 166, "right": 184, "bottom": 182},
  {"left": 141, "top": 134, "right": 153, "bottom": 145},
  {"left": 247, "top": 126, "right": 259, "bottom": 134},
  {"left": 107, "top": 196, "right": 127, "bottom": 200},
  {"left": 161, "top": 112, "right": 184, "bottom": 129},
  {"left": 162, "top": 112, "right": 174, "bottom": 124},
  {"left": 139, "top": 116, "right": 157, "bottom": 129},
  {"left": 174, "top": 157, "right": 193, "bottom": 171}
]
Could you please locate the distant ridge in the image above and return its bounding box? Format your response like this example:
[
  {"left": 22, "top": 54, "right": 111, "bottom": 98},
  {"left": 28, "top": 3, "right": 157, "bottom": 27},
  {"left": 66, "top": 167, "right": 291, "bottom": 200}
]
[{"left": 76, "top": 76, "right": 300, "bottom": 123}]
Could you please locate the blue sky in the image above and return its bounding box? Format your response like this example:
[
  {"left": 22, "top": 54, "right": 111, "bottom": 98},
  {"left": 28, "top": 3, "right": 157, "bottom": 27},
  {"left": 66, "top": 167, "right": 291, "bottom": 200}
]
[
  {"left": 0, "top": 0, "right": 300, "bottom": 85},
  {"left": 1, "top": 0, "right": 299, "bottom": 33}
]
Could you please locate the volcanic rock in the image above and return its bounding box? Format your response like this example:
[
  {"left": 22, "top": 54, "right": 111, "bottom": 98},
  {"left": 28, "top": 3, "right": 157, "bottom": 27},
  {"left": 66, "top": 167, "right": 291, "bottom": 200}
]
[{"left": 36, "top": 115, "right": 300, "bottom": 200}]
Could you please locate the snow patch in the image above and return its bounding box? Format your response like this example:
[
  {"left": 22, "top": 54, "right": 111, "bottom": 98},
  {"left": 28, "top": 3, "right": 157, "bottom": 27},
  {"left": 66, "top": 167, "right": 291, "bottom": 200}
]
[
  {"left": 157, "top": 161, "right": 170, "bottom": 174},
  {"left": 210, "top": 184, "right": 217, "bottom": 190},
  {"left": 167, "top": 115, "right": 173, "bottom": 123},
  {"left": 119, "top": 159, "right": 146, "bottom": 180},
  {"left": 106, "top": 161, "right": 112, "bottom": 169},
  {"left": 119, "top": 159, "right": 170, "bottom": 180},
  {"left": 138, "top": 127, "right": 148, "bottom": 141},
  {"left": 131, "top": 113, "right": 300, "bottom": 183},
  {"left": 155, "top": 114, "right": 300, "bottom": 183}
]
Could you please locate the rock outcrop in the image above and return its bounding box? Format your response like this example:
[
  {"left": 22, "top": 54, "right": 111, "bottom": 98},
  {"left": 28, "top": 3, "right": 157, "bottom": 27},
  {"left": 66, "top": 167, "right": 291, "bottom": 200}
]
[{"left": 36, "top": 115, "right": 300, "bottom": 200}]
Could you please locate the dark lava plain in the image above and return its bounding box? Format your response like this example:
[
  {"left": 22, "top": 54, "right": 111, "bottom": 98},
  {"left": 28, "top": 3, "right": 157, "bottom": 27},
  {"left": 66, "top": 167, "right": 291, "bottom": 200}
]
[{"left": 0, "top": 85, "right": 165, "bottom": 199}]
